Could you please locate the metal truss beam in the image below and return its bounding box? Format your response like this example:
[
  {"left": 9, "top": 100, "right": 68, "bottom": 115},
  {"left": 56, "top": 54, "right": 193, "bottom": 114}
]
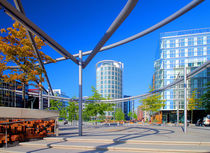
[
  {"left": 0, "top": 0, "right": 79, "bottom": 65},
  {"left": 43, "top": 0, "right": 204, "bottom": 65},
  {"left": 83, "top": 0, "right": 138, "bottom": 68},
  {"left": 7, "top": 0, "right": 204, "bottom": 69},
  {"left": 3, "top": 61, "right": 209, "bottom": 104},
  {"left": 14, "top": 0, "right": 54, "bottom": 96},
  {"left": 82, "top": 0, "right": 204, "bottom": 58},
  {"left": 89, "top": 60, "right": 210, "bottom": 103}
]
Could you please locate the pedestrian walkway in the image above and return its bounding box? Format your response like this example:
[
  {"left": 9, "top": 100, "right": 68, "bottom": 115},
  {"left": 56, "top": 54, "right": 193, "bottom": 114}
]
[{"left": 1, "top": 125, "right": 210, "bottom": 153}]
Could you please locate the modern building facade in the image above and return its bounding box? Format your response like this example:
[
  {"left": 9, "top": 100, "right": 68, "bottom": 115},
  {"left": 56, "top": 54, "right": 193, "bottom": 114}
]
[
  {"left": 52, "top": 89, "right": 69, "bottom": 107},
  {"left": 96, "top": 60, "right": 123, "bottom": 117},
  {"left": 0, "top": 80, "right": 28, "bottom": 107},
  {"left": 123, "top": 95, "right": 132, "bottom": 120},
  {"left": 154, "top": 28, "right": 210, "bottom": 123}
]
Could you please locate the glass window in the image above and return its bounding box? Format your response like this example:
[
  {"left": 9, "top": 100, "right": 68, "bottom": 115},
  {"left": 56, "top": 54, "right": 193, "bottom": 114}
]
[
  {"left": 197, "top": 36, "right": 203, "bottom": 45},
  {"left": 188, "top": 37, "right": 194, "bottom": 46},
  {"left": 179, "top": 39, "right": 185, "bottom": 47},
  {"left": 207, "top": 46, "right": 210, "bottom": 55},
  {"left": 207, "top": 35, "right": 210, "bottom": 44},
  {"left": 188, "top": 48, "right": 194, "bottom": 57},
  {"left": 170, "top": 39, "right": 175, "bottom": 48},
  {"left": 179, "top": 49, "right": 185, "bottom": 57},
  {"left": 197, "top": 47, "right": 203, "bottom": 56},
  {"left": 170, "top": 49, "right": 175, "bottom": 58},
  {"left": 163, "top": 40, "right": 167, "bottom": 48},
  {"left": 188, "top": 63, "right": 194, "bottom": 67}
]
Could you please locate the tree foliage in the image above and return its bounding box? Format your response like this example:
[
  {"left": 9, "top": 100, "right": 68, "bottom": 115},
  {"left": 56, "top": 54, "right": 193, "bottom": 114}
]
[
  {"left": 49, "top": 99, "right": 66, "bottom": 118},
  {"left": 67, "top": 101, "right": 78, "bottom": 121},
  {"left": 187, "top": 90, "right": 202, "bottom": 123},
  {"left": 139, "top": 87, "right": 166, "bottom": 115},
  {"left": 84, "top": 86, "right": 115, "bottom": 120},
  {"left": 128, "top": 111, "right": 133, "bottom": 119},
  {"left": 0, "top": 21, "right": 55, "bottom": 86},
  {"left": 0, "top": 21, "right": 55, "bottom": 107},
  {"left": 201, "top": 82, "right": 210, "bottom": 113},
  {"left": 115, "top": 108, "right": 125, "bottom": 121},
  {"left": 128, "top": 111, "right": 137, "bottom": 120}
]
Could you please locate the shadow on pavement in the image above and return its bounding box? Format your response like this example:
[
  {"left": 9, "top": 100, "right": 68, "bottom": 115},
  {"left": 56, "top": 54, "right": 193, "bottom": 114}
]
[{"left": 79, "top": 126, "right": 174, "bottom": 153}]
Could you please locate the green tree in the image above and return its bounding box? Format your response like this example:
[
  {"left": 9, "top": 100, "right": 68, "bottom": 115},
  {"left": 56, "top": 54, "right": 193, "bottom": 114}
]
[
  {"left": 84, "top": 86, "right": 115, "bottom": 121},
  {"left": 49, "top": 99, "right": 66, "bottom": 119},
  {"left": 128, "top": 111, "right": 133, "bottom": 120},
  {"left": 87, "top": 86, "right": 106, "bottom": 101},
  {"left": 0, "top": 21, "right": 55, "bottom": 107},
  {"left": 140, "top": 87, "right": 166, "bottom": 118},
  {"left": 201, "top": 82, "right": 210, "bottom": 113},
  {"left": 115, "top": 108, "right": 125, "bottom": 121},
  {"left": 127, "top": 111, "right": 137, "bottom": 120},
  {"left": 67, "top": 101, "right": 78, "bottom": 122},
  {"left": 187, "top": 90, "right": 202, "bottom": 123},
  {"left": 133, "top": 112, "right": 138, "bottom": 120}
]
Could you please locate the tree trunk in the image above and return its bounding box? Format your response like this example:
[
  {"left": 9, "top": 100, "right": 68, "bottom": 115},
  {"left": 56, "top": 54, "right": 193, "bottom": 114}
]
[
  {"left": 22, "top": 83, "right": 26, "bottom": 108},
  {"left": 191, "top": 110, "right": 193, "bottom": 124}
]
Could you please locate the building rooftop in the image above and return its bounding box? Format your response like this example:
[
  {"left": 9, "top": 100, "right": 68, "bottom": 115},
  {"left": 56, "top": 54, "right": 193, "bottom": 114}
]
[{"left": 160, "top": 27, "right": 210, "bottom": 38}]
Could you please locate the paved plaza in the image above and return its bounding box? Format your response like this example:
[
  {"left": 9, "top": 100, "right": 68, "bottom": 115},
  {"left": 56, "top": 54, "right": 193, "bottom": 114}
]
[{"left": 1, "top": 124, "right": 210, "bottom": 153}]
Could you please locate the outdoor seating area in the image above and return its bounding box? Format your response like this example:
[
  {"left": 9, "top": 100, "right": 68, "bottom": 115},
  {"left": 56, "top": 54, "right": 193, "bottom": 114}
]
[{"left": 0, "top": 119, "right": 55, "bottom": 146}]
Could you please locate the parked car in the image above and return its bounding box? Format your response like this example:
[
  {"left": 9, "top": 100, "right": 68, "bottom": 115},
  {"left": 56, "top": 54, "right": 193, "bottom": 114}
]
[
  {"left": 203, "top": 115, "right": 210, "bottom": 126},
  {"left": 196, "top": 119, "right": 203, "bottom": 126}
]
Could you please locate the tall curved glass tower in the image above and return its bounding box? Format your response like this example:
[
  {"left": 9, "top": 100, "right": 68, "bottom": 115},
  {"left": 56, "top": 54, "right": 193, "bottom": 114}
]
[
  {"left": 96, "top": 60, "right": 123, "bottom": 99},
  {"left": 96, "top": 60, "right": 123, "bottom": 115}
]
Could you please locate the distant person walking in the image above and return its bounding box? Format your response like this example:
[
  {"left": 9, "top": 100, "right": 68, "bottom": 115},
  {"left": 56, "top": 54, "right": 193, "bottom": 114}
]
[{"left": 142, "top": 118, "right": 144, "bottom": 126}]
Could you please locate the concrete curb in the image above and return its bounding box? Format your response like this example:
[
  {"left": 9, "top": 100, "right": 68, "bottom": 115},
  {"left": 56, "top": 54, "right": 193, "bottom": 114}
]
[
  {"left": 0, "top": 149, "right": 23, "bottom": 153},
  {"left": 18, "top": 141, "right": 210, "bottom": 153},
  {"left": 44, "top": 137, "right": 210, "bottom": 146}
]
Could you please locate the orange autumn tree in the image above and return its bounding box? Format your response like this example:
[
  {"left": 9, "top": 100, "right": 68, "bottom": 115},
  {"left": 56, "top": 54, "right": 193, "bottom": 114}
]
[{"left": 0, "top": 21, "right": 55, "bottom": 107}]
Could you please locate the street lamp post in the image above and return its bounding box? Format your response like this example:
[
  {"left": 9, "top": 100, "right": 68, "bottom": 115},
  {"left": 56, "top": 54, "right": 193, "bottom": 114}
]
[
  {"left": 78, "top": 50, "right": 83, "bottom": 136},
  {"left": 184, "top": 66, "right": 187, "bottom": 133}
]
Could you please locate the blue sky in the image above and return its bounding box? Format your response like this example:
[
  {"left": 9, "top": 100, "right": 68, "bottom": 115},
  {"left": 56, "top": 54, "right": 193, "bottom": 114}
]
[{"left": 0, "top": 0, "right": 210, "bottom": 102}]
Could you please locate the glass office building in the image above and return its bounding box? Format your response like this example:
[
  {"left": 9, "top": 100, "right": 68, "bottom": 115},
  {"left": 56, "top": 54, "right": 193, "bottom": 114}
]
[
  {"left": 154, "top": 28, "right": 210, "bottom": 122},
  {"left": 96, "top": 60, "right": 123, "bottom": 116}
]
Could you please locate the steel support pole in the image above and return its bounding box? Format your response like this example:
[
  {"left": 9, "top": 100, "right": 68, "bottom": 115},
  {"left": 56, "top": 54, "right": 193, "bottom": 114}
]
[
  {"left": 39, "top": 81, "right": 43, "bottom": 110},
  {"left": 177, "top": 100, "right": 179, "bottom": 126},
  {"left": 184, "top": 66, "right": 187, "bottom": 133},
  {"left": 78, "top": 50, "right": 83, "bottom": 136},
  {"left": 48, "top": 88, "right": 50, "bottom": 109}
]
